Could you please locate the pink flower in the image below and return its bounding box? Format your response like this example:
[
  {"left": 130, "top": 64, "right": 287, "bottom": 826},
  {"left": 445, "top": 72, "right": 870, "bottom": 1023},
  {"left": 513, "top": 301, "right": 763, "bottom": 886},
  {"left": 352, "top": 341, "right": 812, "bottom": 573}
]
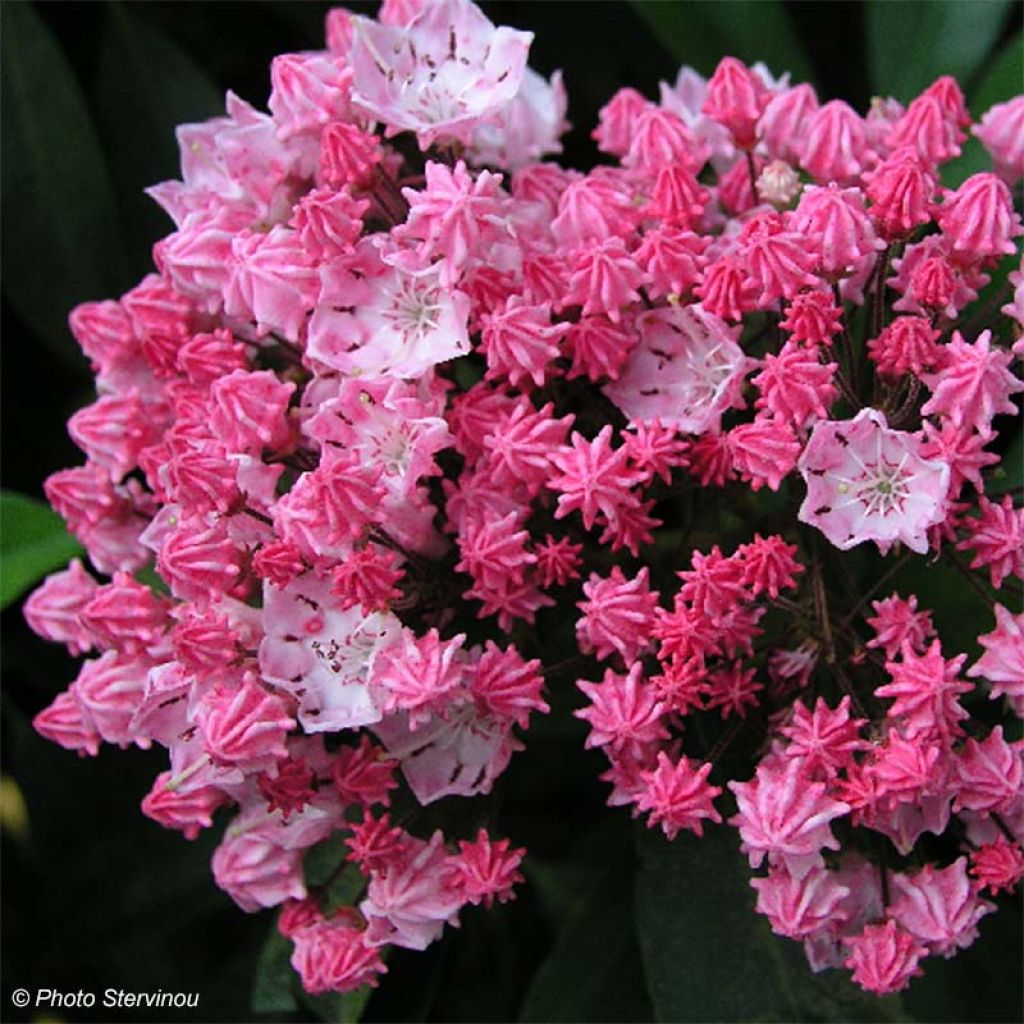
[
  {"left": 705, "top": 662, "right": 763, "bottom": 718},
  {"left": 224, "top": 227, "right": 319, "bottom": 341},
  {"left": 751, "top": 864, "right": 850, "bottom": 940},
  {"left": 157, "top": 514, "right": 247, "bottom": 603},
  {"left": 888, "top": 93, "right": 964, "bottom": 166},
  {"left": 697, "top": 255, "right": 758, "bottom": 321},
  {"left": 447, "top": 829, "right": 524, "bottom": 908},
  {"left": 646, "top": 167, "right": 710, "bottom": 230},
  {"left": 198, "top": 674, "right": 295, "bottom": 770},
  {"left": 318, "top": 123, "right": 381, "bottom": 191},
  {"left": 467, "top": 641, "right": 547, "bottom": 728},
  {"left": 480, "top": 297, "right": 568, "bottom": 388},
  {"left": 309, "top": 247, "right": 471, "bottom": 379},
  {"left": 727, "top": 418, "right": 800, "bottom": 492},
  {"left": 575, "top": 664, "right": 668, "bottom": 756},
  {"left": 626, "top": 106, "right": 707, "bottom": 174},
  {"left": 259, "top": 572, "right": 402, "bottom": 732},
  {"left": 936, "top": 172, "right": 1023, "bottom": 266},
  {"left": 969, "top": 604, "right": 1024, "bottom": 705},
  {"left": 973, "top": 96, "right": 1024, "bottom": 185},
  {"left": 865, "top": 148, "right": 937, "bottom": 240},
  {"left": 80, "top": 571, "right": 169, "bottom": 653},
  {"left": 332, "top": 735, "right": 399, "bottom": 808},
  {"left": 970, "top": 837, "right": 1024, "bottom": 895},
  {"left": 576, "top": 566, "right": 659, "bottom": 663},
  {"left": 332, "top": 546, "right": 404, "bottom": 614},
  {"left": 778, "top": 289, "right": 842, "bottom": 346},
  {"left": 564, "top": 239, "right": 645, "bottom": 322},
  {"left": 396, "top": 161, "right": 506, "bottom": 282},
  {"left": 290, "top": 918, "right": 387, "bottom": 995},
  {"left": 800, "top": 100, "right": 871, "bottom": 184},
  {"left": 635, "top": 229, "right": 709, "bottom": 300},
  {"left": 349, "top": 0, "right": 532, "bottom": 148},
  {"left": 259, "top": 756, "right": 317, "bottom": 819},
  {"left": 867, "top": 316, "right": 943, "bottom": 378},
  {"left": 636, "top": 752, "right": 722, "bottom": 839},
  {"left": 843, "top": 920, "right": 926, "bottom": 994},
  {"left": 360, "top": 831, "right": 463, "bottom": 950},
  {"left": 737, "top": 533, "right": 803, "bottom": 599},
  {"left": 268, "top": 50, "right": 351, "bottom": 140},
  {"left": 780, "top": 696, "right": 866, "bottom": 779},
  {"left": 374, "top": 628, "right": 466, "bottom": 724},
  {"left": 758, "top": 83, "right": 818, "bottom": 163},
  {"left": 866, "top": 593, "right": 935, "bottom": 658},
  {"left": 793, "top": 184, "right": 882, "bottom": 277},
  {"left": 292, "top": 186, "right": 369, "bottom": 260},
  {"left": 33, "top": 690, "right": 101, "bottom": 757},
  {"left": 68, "top": 392, "right": 164, "bottom": 481},
  {"left": 890, "top": 858, "right": 993, "bottom": 957},
  {"left": 593, "top": 87, "right": 648, "bottom": 157},
  {"left": 878, "top": 640, "right": 971, "bottom": 742},
  {"left": 210, "top": 369, "right": 295, "bottom": 456},
  {"left": 552, "top": 172, "right": 640, "bottom": 245},
  {"left": 920, "top": 422, "right": 999, "bottom": 498},
  {"left": 729, "top": 758, "right": 850, "bottom": 879},
  {"left": 212, "top": 830, "right": 306, "bottom": 913},
  {"left": 921, "top": 330, "right": 1023, "bottom": 434},
  {"left": 549, "top": 426, "right": 645, "bottom": 532},
  {"left": 797, "top": 408, "right": 951, "bottom": 555},
  {"left": 605, "top": 304, "right": 748, "bottom": 434},
  {"left": 953, "top": 726, "right": 1023, "bottom": 814},
  {"left": 23, "top": 560, "right": 99, "bottom": 656},
  {"left": 739, "top": 212, "right": 819, "bottom": 305},
  {"left": 957, "top": 496, "right": 1024, "bottom": 589},
  {"left": 141, "top": 771, "right": 227, "bottom": 840},
  {"left": 702, "top": 57, "right": 767, "bottom": 149}
]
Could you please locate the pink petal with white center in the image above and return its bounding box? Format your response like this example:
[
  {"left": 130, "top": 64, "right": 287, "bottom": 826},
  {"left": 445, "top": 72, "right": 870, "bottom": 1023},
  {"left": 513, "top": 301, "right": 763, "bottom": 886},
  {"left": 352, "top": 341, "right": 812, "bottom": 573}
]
[
  {"left": 605, "top": 304, "right": 749, "bottom": 435},
  {"left": 797, "top": 408, "right": 950, "bottom": 555},
  {"left": 259, "top": 573, "right": 402, "bottom": 733}
]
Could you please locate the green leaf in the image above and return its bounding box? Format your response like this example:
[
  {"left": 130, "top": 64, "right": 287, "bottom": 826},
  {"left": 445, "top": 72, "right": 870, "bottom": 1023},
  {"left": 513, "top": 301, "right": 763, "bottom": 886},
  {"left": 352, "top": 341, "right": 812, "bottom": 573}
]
[
  {"left": 1, "top": 1, "right": 127, "bottom": 364},
  {"left": 634, "top": 824, "right": 910, "bottom": 1022},
  {"left": 0, "top": 491, "right": 83, "bottom": 610},
  {"left": 867, "top": 0, "right": 1013, "bottom": 100},
  {"left": 631, "top": 0, "right": 814, "bottom": 83},
  {"left": 94, "top": 2, "right": 223, "bottom": 269},
  {"left": 941, "top": 32, "right": 1024, "bottom": 189},
  {"left": 520, "top": 844, "right": 653, "bottom": 1022},
  {"left": 251, "top": 924, "right": 299, "bottom": 1014}
]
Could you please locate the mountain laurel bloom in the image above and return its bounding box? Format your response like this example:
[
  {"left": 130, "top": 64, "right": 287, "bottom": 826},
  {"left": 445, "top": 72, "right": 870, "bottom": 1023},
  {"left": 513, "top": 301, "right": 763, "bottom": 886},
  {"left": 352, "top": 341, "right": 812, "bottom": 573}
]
[
  {"left": 797, "top": 409, "right": 951, "bottom": 554},
  {"left": 23, "top": 0, "right": 1024, "bottom": 1004}
]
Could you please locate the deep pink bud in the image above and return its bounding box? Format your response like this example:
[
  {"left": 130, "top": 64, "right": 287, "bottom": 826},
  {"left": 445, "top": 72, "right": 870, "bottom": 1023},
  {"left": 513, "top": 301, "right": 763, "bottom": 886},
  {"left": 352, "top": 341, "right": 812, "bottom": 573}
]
[
  {"left": 865, "top": 148, "right": 937, "bottom": 239},
  {"left": 702, "top": 57, "right": 768, "bottom": 149},
  {"left": 758, "top": 83, "right": 818, "bottom": 163},
  {"left": 936, "top": 172, "right": 1023, "bottom": 267},
  {"left": 199, "top": 675, "right": 295, "bottom": 769},
  {"left": 800, "top": 100, "right": 871, "bottom": 184}
]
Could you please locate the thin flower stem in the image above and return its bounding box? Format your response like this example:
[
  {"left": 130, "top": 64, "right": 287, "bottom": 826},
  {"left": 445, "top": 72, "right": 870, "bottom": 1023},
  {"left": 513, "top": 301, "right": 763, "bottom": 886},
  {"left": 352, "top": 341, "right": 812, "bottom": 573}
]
[
  {"left": 837, "top": 551, "right": 914, "bottom": 631},
  {"left": 872, "top": 245, "right": 892, "bottom": 343},
  {"left": 243, "top": 506, "right": 274, "bottom": 526},
  {"left": 942, "top": 551, "right": 1001, "bottom": 607},
  {"left": 708, "top": 718, "right": 746, "bottom": 767},
  {"left": 992, "top": 812, "right": 1017, "bottom": 843},
  {"left": 746, "top": 151, "right": 759, "bottom": 201}
]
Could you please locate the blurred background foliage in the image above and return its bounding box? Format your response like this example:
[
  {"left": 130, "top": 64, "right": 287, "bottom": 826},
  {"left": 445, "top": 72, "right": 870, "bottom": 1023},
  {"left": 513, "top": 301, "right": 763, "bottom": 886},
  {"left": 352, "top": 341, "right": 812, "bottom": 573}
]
[{"left": 1, "top": 2, "right": 1022, "bottom": 1021}]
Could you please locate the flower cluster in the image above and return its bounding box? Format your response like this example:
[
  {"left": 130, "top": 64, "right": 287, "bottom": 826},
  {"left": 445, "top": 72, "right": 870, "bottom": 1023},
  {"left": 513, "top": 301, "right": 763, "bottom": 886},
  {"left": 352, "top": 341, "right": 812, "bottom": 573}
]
[{"left": 24, "top": 0, "right": 1023, "bottom": 1001}]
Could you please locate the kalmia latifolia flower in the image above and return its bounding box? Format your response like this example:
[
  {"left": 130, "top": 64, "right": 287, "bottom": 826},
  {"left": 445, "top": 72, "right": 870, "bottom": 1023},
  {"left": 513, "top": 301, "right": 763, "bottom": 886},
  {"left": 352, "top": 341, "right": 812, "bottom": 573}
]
[{"left": 23, "top": 1, "right": 1024, "bottom": 1005}]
